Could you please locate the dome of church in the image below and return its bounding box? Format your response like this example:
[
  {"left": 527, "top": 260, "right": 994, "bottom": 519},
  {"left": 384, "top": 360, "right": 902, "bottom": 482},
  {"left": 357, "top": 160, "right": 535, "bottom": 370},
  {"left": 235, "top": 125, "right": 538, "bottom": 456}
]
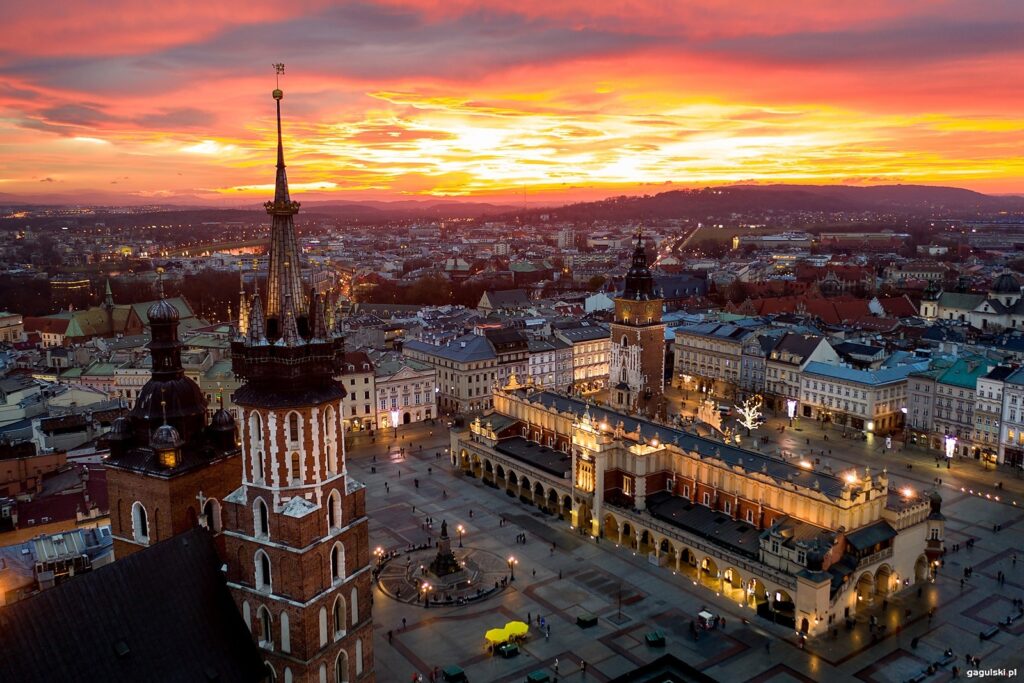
[
  {"left": 107, "top": 416, "right": 133, "bottom": 440},
  {"left": 211, "top": 408, "right": 235, "bottom": 431},
  {"left": 991, "top": 272, "right": 1021, "bottom": 294},
  {"left": 151, "top": 423, "right": 183, "bottom": 449},
  {"left": 147, "top": 298, "right": 180, "bottom": 324}
]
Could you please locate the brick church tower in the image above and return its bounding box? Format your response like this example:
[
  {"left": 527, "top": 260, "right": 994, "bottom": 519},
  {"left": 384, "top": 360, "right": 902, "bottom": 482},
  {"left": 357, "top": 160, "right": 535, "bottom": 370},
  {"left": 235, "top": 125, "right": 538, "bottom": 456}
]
[
  {"left": 609, "top": 232, "right": 666, "bottom": 416},
  {"left": 220, "top": 77, "right": 374, "bottom": 683},
  {"left": 105, "top": 275, "right": 241, "bottom": 560}
]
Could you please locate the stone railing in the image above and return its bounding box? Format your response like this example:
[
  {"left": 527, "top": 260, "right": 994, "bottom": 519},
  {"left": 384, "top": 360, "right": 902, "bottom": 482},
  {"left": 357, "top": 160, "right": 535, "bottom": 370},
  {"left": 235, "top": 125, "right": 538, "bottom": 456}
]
[
  {"left": 612, "top": 506, "right": 797, "bottom": 590},
  {"left": 857, "top": 547, "right": 893, "bottom": 568}
]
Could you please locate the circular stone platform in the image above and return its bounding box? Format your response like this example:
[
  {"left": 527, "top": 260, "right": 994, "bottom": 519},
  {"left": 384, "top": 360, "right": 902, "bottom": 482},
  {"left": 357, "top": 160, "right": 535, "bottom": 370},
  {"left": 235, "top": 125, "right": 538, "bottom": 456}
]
[{"left": 376, "top": 546, "right": 512, "bottom": 606}]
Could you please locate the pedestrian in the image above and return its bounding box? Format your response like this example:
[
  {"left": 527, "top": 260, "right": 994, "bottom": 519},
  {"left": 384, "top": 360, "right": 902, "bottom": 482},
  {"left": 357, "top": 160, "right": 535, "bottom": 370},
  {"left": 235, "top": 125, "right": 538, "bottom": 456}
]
[
  {"left": 388, "top": 630, "right": 393, "bottom": 643},
  {"left": 528, "top": 612, "right": 531, "bottom": 624},
  {"left": 559, "top": 569, "right": 562, "bottom": 579},
  {"left": 402, "top": 617, "right": 407, "bottom": 630},
  {"left": 581, "top": 660, "right": 586, "bottom": 674},
  {"left": 554, "top": 658, "right": 559, "bottom": 674}
]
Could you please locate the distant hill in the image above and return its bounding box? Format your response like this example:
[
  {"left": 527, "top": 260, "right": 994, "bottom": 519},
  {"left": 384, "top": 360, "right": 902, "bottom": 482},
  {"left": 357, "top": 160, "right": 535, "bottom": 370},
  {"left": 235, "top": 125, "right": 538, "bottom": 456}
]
[{"left": 511, "top": 184, "right": 1024, "bottom": 221}]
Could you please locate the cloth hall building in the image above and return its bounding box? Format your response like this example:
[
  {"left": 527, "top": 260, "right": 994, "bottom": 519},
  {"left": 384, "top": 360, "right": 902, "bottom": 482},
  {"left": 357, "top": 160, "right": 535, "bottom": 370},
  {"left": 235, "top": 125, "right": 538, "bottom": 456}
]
[{"left": 452, "top": 383, "right": 943, "bottom": 636}]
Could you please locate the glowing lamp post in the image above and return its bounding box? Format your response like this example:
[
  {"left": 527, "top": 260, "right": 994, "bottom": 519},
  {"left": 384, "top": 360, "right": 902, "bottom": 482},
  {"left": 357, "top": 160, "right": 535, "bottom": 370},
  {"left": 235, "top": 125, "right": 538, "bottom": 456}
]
[
  {"left": 457, "top": 524, "right": 464, "bottom": 548},
  {"left": 508, "top": 556, "right": 517, "bottom": 581},
  {"left": 786, "top": 399, "right": 797, "bottom": 426},
  {"left": 391, "top": 409, "right": 400, "bottom": 437}
]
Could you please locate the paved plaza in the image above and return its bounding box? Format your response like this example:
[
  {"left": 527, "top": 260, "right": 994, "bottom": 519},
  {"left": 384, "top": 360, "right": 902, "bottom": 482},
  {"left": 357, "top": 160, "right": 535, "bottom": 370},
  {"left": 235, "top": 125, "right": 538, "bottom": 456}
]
[{"left": 355, "top": 422, "right": 1024, "bottom": 682}]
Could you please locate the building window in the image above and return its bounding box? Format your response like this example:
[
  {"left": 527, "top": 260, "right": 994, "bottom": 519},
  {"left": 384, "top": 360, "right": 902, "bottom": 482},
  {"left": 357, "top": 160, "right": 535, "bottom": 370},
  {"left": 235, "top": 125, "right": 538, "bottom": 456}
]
[
  {"left": 331, "top": 542, "right": 346, "bottom": 583},
  {"left": 131, "top": 501, "right": 149, "bottom": 543},
  {"left": 255, "top": 498, "right": 269, "bottom": 538},
  {"left": 291, "top": 452, "right": 301, "bottom": 484},
  {"left": 770, "top": 540, "right": 780, "bottom": 554},
  {"left": 797, "top": 551, "right": 806, "bottom": 564},
  {"left": 683, "top": 485, "right": 690, "bottom": 499},
  {"left": 701, "top": 492, "right": 710, "bottom": 506},
  {"left": 327, "top": 490, "right": 342, "bottom": 531},
  {"left": 723, "top": 501, "right": 731, "bottom": 515},
  {"left": 351, "top": 587, "right": 359, "bottom": 626},
  {"left": 332, "top": 595, "right": 347, "bottom": 639},
  {"left": 288, "top": 412, "right": 300, "bottom": 443},
  {"left": 280, "top": 611, "right": 290, "bottom": 653},
  {"left": 746, "top": 509, "right": 754, "bottom": 524},
  {"left": 255, "top": 550, "right": 272, "bottom": 592},
  {"left": 257, "top": 605, "right": 273, "bottom": 649}
]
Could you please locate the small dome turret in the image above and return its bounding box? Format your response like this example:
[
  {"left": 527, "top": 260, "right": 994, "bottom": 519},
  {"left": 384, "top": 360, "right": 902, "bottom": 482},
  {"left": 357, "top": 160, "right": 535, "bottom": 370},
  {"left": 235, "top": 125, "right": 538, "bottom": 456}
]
[
  {"left": 211, "top": 408, "right": 235, "bottom": 431},
  {"left": 107, "top": 416, "right": 133, "bottom": 441},
  {"left": 151, "top": 423, "right": 183, "bottom": 450},
  {"left": 147, "top": 298, "right": 179, "bottom": 324}
]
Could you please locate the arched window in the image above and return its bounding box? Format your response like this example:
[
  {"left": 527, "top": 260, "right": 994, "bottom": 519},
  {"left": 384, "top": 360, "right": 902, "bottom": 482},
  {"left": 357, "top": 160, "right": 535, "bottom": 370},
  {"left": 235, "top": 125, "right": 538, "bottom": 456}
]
[
  {"left": 242, "top": 601, "right": 251, "bottom": 630},
  {"left": 288, "top": 412, "right": 300, "bottom": 444},
  {"left": 327, "top": 489, "right": 342, "bottom": 531},
  {"left": 319, "top": 664, "right": 327, "bottom": 683},
  {"left": 350, "top": 586, "right": 358, "bottom": 626},
  {"left": 265, "top": 663, "right": 276, "bottom": 681},
  {"left": 280, "top": 611, "right": 290, "bottom": 653},
  {"left": 318, "top": 607, "right": 328, "bottom": 647},
  {"left": 202, "top": 498, "right": 221, "bottom": 532},
  {"left": 334, "top": 651, "right": 349, "bottom": 683},
  {"left": 257, "top": 606, "right": 273, "bottom": 649},
  {"left": 331, "top": 542, "right": 346, "bottom": 583},
  {"left": 355, "top": 639, "right": 363, "bottom": 675},
  {"left": 621, "top": 335, "right": 628, "bottom": 347},
  {"left": 255, "top": 498, "right": 269, "bottom": 538},
  {"left": 255, "top": 550, "right": 272, "bottom": 592},
  {"left": 291, "top": 452, "right": 301, "bottom": 484},
  {"left": 325, "top": 405, "right": 338, "bottom": 475},
  {"left": 249, "top": 412, "right": 264, "bottom": 483},
  {"left": 284, "top": 669, "right": 293, "bottom": 683},
  {"left": 332, "top": 594, "right": 346, "bottom": 639},
  {"left": 131, "top": 502, "right": 149, "bottom": 543}
]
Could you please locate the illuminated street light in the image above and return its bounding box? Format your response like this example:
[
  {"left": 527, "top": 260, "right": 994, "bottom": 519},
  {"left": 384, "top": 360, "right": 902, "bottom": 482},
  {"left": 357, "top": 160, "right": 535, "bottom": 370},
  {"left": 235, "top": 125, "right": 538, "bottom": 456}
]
[
  {"left": 508, "top": 556, "right": 517, "bottom": 581},
  {"left": 457, "top": 524, "right": 464, "bottom": 547}
]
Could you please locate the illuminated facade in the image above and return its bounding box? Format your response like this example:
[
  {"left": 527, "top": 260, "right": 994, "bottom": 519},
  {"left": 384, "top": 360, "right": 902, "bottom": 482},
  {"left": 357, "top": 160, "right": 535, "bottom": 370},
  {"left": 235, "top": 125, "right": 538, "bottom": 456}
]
[{"left": 453, "top": 385, "right": 943, "bottom": 636}]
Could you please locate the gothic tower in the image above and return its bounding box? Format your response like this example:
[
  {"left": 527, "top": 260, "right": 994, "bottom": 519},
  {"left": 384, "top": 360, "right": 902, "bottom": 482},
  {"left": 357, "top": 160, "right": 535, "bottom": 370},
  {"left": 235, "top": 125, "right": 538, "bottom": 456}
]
[
  {"left": 609, "top": 232, "right": 666, "bottom": 416},
  {"left": 105, "top": 275, "right": 241, "bottom": 559},
  {"left": 221, "top": 80, "right": 374, "bottom": 683}
]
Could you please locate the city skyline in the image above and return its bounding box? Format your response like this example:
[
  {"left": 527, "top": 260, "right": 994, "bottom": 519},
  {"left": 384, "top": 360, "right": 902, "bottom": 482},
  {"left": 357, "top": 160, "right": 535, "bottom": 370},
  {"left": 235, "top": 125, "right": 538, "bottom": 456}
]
[{"left": 2, "top": 1, "right": 1024, "bottom": 205}]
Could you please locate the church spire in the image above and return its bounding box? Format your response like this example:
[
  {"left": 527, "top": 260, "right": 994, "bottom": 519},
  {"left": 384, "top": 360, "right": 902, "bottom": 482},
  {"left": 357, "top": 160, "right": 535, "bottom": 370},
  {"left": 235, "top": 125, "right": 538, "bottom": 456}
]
[
  {"left": 622, "top": 228, "right": 657, "bottom": 301},
  {"left": 103, "top": 278, "right": 115, "bottom": 309},
  {"left": 263, "top": 63, "right": 306, "bottom": 330},
  {"left": 237, "top": 265, "right": 250, "bottom": 338}
]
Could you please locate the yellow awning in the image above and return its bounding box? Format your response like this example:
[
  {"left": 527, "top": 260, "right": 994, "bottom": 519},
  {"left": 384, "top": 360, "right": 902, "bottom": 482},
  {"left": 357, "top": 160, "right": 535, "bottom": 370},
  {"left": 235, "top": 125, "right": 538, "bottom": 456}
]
[{"left": 485, "top": 628, "right": 509, "bottom": 644}]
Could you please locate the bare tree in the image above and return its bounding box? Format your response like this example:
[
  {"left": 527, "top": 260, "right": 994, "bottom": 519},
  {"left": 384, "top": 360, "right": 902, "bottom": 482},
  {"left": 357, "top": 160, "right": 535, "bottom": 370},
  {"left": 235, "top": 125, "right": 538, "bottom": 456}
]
[{"left": 735, "top": 395, "right": 764, "bottom": 436}]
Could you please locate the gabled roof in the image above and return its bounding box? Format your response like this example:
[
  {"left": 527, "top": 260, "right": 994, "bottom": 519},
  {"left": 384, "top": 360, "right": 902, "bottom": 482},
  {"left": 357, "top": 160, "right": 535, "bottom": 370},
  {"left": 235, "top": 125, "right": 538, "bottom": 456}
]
[
  {"left": 936, "top": 291, "right": 985, "bottom": 311},
  {"left": 0, "top": 528, "right": 265, "bottom": 683}
]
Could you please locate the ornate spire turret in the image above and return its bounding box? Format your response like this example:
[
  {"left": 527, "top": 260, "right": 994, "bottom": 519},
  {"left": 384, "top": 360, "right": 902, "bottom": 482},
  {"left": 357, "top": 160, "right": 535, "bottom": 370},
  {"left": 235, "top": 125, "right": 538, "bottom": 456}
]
[
  {"left": 308, "top": 288, "right": 328, "bottom": 341},
  {"left": 263, "top": 63, "right": 306, "bottom": 331},
  {"left": 248, "top": 285, "right": 267, "bottom": 345},
  {"left": 237, "top": 265, "right": 250, "bottom": 338},
  {"left": 278, "top": 293, "right": 302, "bottom": 347},
  {"left": 622, "top": 229, "right": 657, "bottom": 301}
]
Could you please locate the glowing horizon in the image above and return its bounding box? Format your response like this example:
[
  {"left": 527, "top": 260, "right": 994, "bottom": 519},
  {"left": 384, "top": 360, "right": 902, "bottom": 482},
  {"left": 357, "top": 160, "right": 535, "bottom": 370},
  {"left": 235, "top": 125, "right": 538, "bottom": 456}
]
[{"left": 2, "top": 1, "right": 1023, "bottom": 205}]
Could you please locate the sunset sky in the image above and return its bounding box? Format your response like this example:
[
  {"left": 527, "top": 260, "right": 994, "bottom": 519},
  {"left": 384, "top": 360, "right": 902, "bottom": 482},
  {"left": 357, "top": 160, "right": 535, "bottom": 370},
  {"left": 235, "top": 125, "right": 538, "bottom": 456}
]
[{"left": 2, "top": 1, "right": 1023, "bottom": 205}]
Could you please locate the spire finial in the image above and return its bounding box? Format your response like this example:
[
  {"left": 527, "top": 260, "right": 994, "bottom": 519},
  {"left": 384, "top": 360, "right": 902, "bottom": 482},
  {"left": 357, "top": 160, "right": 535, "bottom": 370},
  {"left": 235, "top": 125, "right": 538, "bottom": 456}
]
[
  {"left": 160, "top": 388, "right": 168, "bottom": 425},
  {"left": 272, "top": 63, "right": 285, "bottom": 169},
  {"left": 155, "top": 267, "right": 166, "bottom": 299}
]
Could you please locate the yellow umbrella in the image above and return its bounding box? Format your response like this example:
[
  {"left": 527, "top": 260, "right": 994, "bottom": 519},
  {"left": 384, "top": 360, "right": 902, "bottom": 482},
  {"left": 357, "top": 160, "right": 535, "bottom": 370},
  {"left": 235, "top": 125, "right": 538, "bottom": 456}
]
[
  {"left": 485, "top": 628, "right": 509, "bottom": 645},
  {"left": 505, "top": 621, "right": 529, "bottom": 638}
]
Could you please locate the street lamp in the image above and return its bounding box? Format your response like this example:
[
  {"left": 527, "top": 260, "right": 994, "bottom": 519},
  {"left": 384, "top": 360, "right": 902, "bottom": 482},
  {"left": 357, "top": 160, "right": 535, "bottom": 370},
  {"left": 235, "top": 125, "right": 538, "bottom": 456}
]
[
  {"left": 391, "top": 409, "right": 400, "bottom": 438},
  {"left": 786, "top": 399, "right": 797, "bottom": 427},
  {"left": 457, "top": 524, "right": 464, "bottom": 548},
  {"left": 944, "top": 435, "right": 956, "bottom": 469},
  {"left": 508, "top": 556, "right": 517, "bottom": 581},
  {"left": 421, "top": 582, "right": 431, "bottom": 608}
]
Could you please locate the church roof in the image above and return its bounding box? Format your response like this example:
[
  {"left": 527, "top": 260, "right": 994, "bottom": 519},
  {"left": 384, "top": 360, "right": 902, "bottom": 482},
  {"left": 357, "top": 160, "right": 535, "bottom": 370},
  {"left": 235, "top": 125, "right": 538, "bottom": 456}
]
[
  {"left": 991, "top": 272, "right": 1021, "bottom": 294},
  {"left": 0, "top": 528, "right": 265, "bottom": 683}
]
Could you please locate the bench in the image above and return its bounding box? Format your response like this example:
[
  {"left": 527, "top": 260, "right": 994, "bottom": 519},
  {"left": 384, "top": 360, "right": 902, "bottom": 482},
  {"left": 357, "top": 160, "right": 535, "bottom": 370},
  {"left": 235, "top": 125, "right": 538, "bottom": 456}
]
[
  {"left": 981, "top": 625, "right": 999, "bottom": 640},
  {"left": 577, "top": 613, "right": 598, "bottom": 629},
  {"left": 645, "top": 630, "right": 666, "bottom": 647},
  {"left": 498, "top": 643, "right": 520, "bottom": 658},
  {"left": 442, "top": 665, "right": 467, "bottom": 682},
  {"left": 526, "top": 672, "right": 550, "bottom": 683}
]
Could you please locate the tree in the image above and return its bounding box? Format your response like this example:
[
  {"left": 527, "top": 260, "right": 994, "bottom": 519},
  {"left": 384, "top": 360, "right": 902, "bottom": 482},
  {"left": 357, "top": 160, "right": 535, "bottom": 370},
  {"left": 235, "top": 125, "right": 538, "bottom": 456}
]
[
  {"left": 734, "top": 395, "right": 764, "bottom": 436},
  {"left": 587, "top": 275, "right": 607, "bottom": 291}
]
